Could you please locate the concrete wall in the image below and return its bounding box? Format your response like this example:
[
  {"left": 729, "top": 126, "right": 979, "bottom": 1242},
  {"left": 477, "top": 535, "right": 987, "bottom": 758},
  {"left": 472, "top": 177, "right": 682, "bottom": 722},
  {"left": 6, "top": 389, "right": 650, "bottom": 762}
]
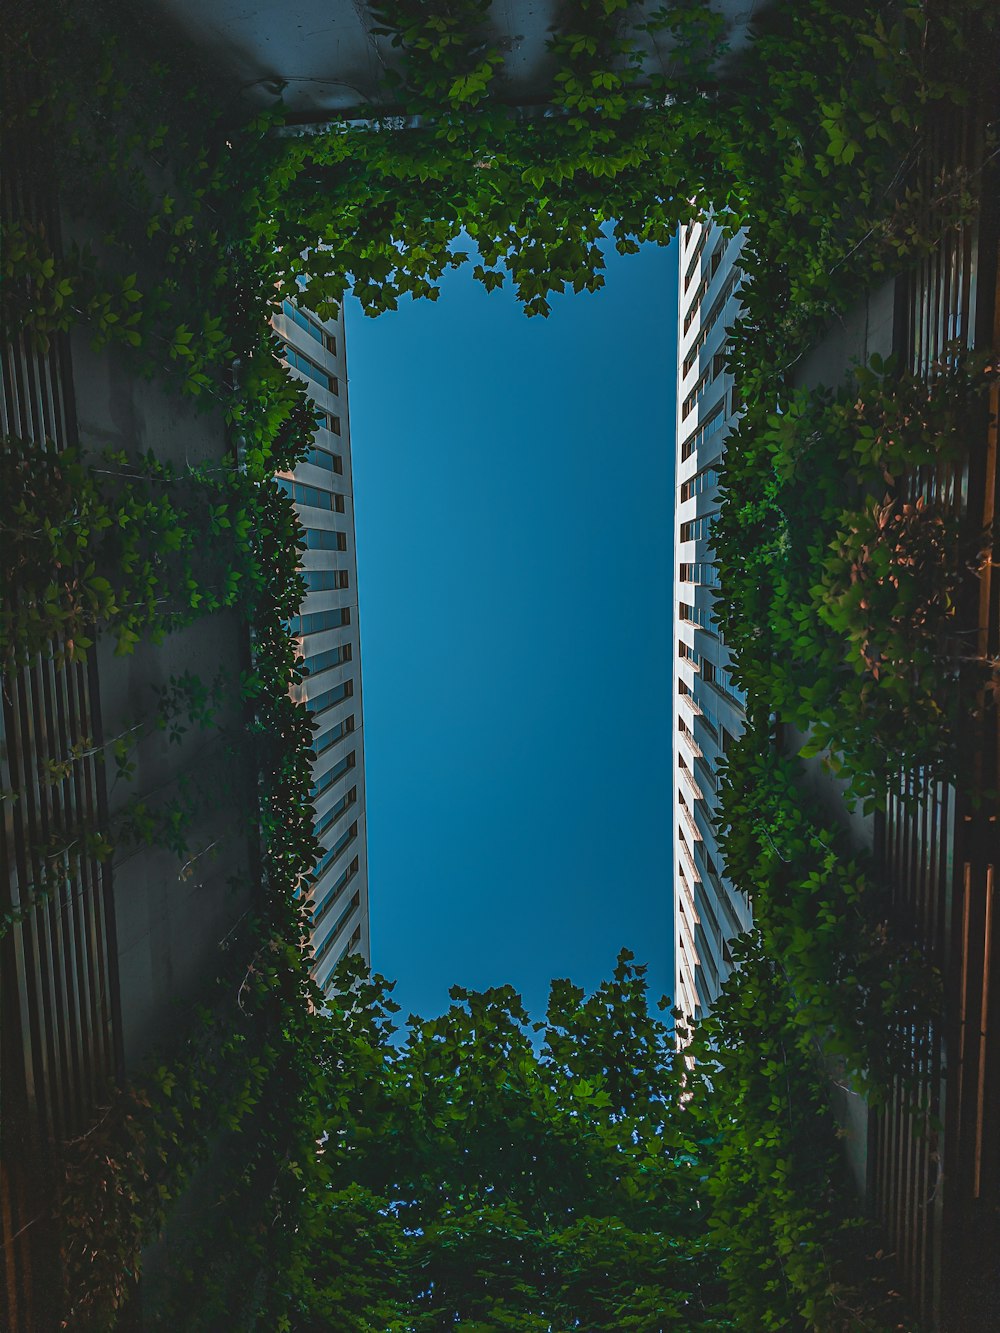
[
  {"left": 71, "top": 330, "right": 258, "bottom": 1065},
  {"left": 148, "top": 0, "right": 767, "bottom": 118}
]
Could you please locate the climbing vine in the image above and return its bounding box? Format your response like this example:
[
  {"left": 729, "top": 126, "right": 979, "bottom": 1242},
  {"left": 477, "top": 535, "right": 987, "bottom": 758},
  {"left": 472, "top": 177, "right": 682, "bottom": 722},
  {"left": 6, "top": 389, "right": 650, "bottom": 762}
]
[
  {"left": 715, "top": 722, "right": 940, "bottom": 1095},
  {"left": 689, "top": 932, "right": 914, "bottom": 1332},
  {"left": 714, "top": 352, "right": 997, "bottom": 807},
  {"left": 0, "top": 437, "right": 282, "bottom": 667},
  {"left": 2, "top": 0, "right": 995, "bottom": 1327}
]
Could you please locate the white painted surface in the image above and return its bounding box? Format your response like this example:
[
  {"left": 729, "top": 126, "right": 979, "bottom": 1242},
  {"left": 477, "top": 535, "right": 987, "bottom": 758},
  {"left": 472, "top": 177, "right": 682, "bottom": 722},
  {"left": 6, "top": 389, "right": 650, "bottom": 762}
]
[
  {"left": 672, "top": 219, "right": 749, "bottom": 1023},
  {"left": 275, "top": 299, "right": 371, "bottom": 987}
]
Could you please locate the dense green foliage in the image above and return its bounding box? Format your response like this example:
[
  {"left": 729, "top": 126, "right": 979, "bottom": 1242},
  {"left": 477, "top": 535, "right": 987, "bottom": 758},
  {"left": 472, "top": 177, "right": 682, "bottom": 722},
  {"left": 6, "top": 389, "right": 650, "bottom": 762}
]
[
  {"left": 696, "top": 935, "right": 910, "bottom": 1333},
  {"left": 714, "top": 354, "right": 996, "bottom": 806},
  {"left": 3, "top": 0, "right": 995, "bottom": 1327},
  {"left": 60, "top": 945, "right": 912, "bottom": 1331},
  {"left": 10, "top": 0, "right": 986, "bottom": 339},
  {"left": 716, "top": 724, "right": 939, "bottom": 1094},
  {"left": 0, "top": 439, "right": 272, "bottom": 665},
  {"left": 260, "top": 0, "right": 721, "bottom": 319},
  {"left": 160, "top": 954, "right": 730, "bottom": 1331}
]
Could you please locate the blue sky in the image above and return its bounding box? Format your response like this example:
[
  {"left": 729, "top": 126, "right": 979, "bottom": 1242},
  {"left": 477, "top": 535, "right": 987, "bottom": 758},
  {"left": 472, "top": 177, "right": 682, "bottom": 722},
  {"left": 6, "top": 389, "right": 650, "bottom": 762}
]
[{"left": 346, "top": 236, "right": 677, "bottom": 1025}]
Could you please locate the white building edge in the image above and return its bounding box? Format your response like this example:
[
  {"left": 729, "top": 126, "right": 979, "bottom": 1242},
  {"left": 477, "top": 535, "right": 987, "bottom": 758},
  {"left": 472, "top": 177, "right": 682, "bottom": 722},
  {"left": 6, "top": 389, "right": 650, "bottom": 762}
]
[
  {"left": 272, "top": 293, "right": 371, "bottom": 992},
  {"left": 673, "top": 218, "right": 751, "bottom": 1023}
]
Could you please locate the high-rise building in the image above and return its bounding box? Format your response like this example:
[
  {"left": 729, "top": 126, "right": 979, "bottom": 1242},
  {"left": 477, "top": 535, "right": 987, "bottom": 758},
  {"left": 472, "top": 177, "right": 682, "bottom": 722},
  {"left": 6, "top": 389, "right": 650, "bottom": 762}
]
[
  {"left": 672, "top": 219, "right": 749, "bottom": 1022},
  {"left": 273, "top": 295, "right": 370, "bottom": 991}
]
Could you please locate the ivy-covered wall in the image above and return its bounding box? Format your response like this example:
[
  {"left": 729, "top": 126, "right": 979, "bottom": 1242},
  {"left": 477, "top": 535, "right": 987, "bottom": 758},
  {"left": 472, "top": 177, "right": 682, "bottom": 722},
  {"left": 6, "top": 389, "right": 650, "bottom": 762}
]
[{"left": 2, "top": 0, "right": 997, "bottom": 1327}]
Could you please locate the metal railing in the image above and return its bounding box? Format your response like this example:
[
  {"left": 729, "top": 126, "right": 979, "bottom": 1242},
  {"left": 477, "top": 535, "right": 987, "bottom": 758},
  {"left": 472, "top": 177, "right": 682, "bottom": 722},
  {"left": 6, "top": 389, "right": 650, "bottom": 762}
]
[
  {"left": 871, "top": 96, "right": 1000, "bottom": 1329},
  {"left": 1, "top": 67, "right": 121, "bottom": 1332}
]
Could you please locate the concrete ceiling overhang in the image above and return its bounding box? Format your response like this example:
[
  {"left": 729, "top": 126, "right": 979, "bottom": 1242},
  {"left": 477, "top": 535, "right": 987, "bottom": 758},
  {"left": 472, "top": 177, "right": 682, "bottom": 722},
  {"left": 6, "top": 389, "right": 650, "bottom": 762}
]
[{"left": 148, "top": 0, "right": 765, "bottom": 120}]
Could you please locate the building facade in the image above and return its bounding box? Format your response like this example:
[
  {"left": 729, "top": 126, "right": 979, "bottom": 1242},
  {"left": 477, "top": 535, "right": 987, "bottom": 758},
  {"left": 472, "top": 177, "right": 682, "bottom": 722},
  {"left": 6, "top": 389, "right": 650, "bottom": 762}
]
[
  {"left": 672, "top": 219, "right": 749, "bottom": 1022},
  {"left": 273, "top": 296, "right": 371, "bottom": 991}
]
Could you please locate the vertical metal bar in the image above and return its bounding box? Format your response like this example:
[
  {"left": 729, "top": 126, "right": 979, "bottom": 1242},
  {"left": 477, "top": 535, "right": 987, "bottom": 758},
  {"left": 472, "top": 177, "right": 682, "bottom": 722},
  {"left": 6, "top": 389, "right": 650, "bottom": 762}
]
[
  {"left": 973, "top": 866, "right": 994, "bottom": 1198},
  {"left": 957, "top": 864, "right": 973, "bottom": 1131}
]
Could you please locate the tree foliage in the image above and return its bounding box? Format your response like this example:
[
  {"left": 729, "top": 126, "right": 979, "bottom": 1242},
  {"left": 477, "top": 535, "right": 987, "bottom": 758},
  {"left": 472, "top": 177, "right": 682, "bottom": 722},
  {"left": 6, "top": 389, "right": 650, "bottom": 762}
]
[
  {"left": 110, "top": 951, "right": 909, "bottom": 1332},
  {"left": 713, "top": 353, "right": 997, "bottom": 806},
  {"left": 3, "top": 0, "right": 994, "bottom": 1328},
  {"left": 0, "top": 437, "right": 286, "bottom": 666}
]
